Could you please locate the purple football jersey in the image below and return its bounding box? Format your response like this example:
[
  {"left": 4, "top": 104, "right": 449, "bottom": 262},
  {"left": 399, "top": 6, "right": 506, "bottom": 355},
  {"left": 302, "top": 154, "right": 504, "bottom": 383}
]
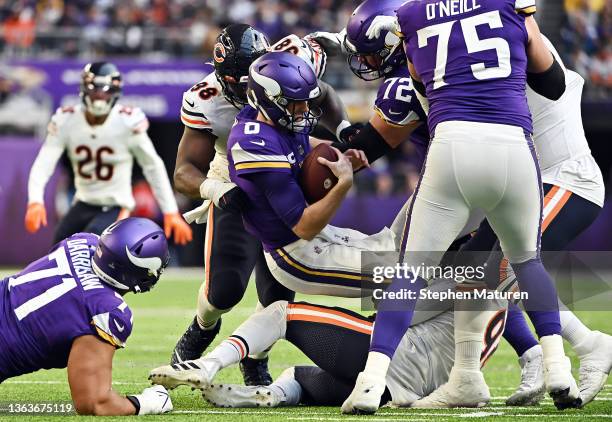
[
  {"left": 228, "top": 106, "right": 310, "bottom": 251},
  {"left": 398, "top": 0, "right": 534, "bottom": 134},
  {"left": 374, "top": 66, "right": 430, "bottom": 170},
  {"left": 0, "top": 233, "right": 133, "bottom": 382}
]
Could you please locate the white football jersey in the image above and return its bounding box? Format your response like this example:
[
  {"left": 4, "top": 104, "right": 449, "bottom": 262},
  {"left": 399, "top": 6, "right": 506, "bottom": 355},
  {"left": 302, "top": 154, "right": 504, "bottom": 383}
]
[
  {"left": 28, "top": 104, "right": 177, "bottom": 213},
  {"left": 527, "top": 37, "right": 604, "bottom": 206},
  {"left": 180, "top": 37, "right": 328, "bottom": 184}
]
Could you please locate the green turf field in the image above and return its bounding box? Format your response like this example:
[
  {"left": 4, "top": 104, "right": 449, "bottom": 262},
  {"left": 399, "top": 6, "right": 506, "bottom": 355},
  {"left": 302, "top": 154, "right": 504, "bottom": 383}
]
[{"left": 1, "top": 269, "right": 611, "bottom": 421}]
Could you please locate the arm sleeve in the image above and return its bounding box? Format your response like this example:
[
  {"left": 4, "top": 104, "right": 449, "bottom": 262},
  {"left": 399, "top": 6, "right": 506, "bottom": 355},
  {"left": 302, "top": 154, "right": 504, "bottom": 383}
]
[
  {"left": 374, "top": 77, "right": 426, "bottom": 127},
  {"left": 515, "top": 0, "right": 536, "bottom": 15},
  {"left": 229, "top": 134, "right": 292, "bottom": 177},
  {"left": 129, "top": 132, "right": 178, "bottom": 214},
  {"left": 91, "top": 299, "right": 133, "bottom": 348},
  {"left": 27, "top": 131, "right": 66, "bottom": 204},
  {"left": 243, "top": 171, "right": 306, "bottom": 229}
]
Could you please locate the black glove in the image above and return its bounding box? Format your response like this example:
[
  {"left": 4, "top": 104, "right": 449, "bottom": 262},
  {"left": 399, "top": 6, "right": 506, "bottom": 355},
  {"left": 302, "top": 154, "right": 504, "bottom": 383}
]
[
  {"left": 217, "top": 186, "right": 249, "bottom": 214},
  {"left": 338, "top": 122, "right": 366, "bottom": 144}
]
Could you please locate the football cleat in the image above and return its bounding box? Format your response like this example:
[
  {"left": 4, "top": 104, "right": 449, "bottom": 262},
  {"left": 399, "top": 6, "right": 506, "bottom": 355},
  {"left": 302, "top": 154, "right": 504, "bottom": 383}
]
[
  {"left": 341, "top": 371, "right": 386, "bottom": 414},
  {"left": 202, "top": 384, "right": 283, "bottom": 408},
  {"left": 149, "top": 357, "right": 221, "bottom": 391},
  {"left": 578, "top": 331, "right": 612, "bottom": 406},
  {"left": 240, "top": 356, "right": 273, "bottom": 386},
  {"left": 506, "top": 345, "right": 545, "bottom": 406},
  {"left": 412, "top": 368, "right": 490, "bottom": 408},
  {"left": 170, "top": 317, "right": 221, "bottom": 365},
  {"left": 544, "top": 356, "right": 582, "bottom": 410}
]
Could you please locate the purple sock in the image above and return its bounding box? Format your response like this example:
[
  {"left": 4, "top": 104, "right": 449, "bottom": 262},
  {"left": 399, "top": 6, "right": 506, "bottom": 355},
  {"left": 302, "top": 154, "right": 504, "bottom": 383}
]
[
  {"left": 369, "top": 275, "right": 426, "bottom": 358},
  {"left": 511, "top": 258, "right": 561, "bottom": 337},
  {"left": 503, "top": 302, "right": 539, "bottom": 357}
]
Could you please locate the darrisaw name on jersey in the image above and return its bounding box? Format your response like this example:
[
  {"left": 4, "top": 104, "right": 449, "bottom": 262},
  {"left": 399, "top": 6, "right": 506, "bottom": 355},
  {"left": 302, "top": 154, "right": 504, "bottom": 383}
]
[
  {"left": 372, "top": 288, "right": 527, "bottom": 302},
  {"left": 67, "top": 238, "right": 104, "bottom": 290},
  {"left": 426, "top": 0, "right": 481, "bottom": 20}
]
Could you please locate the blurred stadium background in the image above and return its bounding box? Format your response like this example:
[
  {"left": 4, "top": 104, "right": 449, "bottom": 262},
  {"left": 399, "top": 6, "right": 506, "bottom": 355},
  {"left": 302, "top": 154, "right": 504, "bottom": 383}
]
[{"left": 0, "top": 0, "right": 610, "bottom": 266}]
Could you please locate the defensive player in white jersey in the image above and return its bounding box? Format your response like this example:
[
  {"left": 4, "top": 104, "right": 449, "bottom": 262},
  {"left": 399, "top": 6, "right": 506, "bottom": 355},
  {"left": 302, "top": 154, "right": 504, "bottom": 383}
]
[
  {"left": 148, "top": 281, "right": 506, "bottom": 409},
  {"left": 170, "top": 24, "right": 354, "bottom": 385},
  {"left": 24, "top": 62, "right": 192, "bottom": 245}
]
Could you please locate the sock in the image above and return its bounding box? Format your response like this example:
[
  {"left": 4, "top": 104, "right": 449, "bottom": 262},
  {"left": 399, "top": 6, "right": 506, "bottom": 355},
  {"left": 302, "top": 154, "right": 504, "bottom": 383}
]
[
  {"left": 455, "top": 341, "right": 482, "bottom": 371},
  {"left": 363, "top": 352, "right": 391, "bottom": 379},
  {"left": 196, "top": 283, "right": 227, "bottom": 330},
  {"left": 511, "top": 258, "right": 561, "bottom": 337},
  {"left": 268, "top": 367, "right": 301, "bottom": 405},
  {"left": 205, "top": 335, "right": 245, "bottom": 367},
  {"left": 540, "top": 334, "right": 566, "bottom": 363},
  {"left": 503, "top": 302, "right": 539, "bottom": 357},
  {"left": 369, "top": 275, "right": 426, "bottom": 358},
  {"left": 559, "top": 304, "right": 594, "bottom": 357},
  {"left": 249, "top": 302, "right": 270, "bottom": 360}
]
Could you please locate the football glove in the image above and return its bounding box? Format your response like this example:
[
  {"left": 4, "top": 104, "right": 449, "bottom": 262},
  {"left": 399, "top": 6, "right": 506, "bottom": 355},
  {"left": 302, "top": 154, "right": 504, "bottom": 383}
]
[
  {"left": 307, "top": 28, "right": 347, "bottom": 57},
  {"left": 365, "top": 15, "right": 401, "bottom": 40},
  {"left": 163, "top": 213, "right": 193, "bottom": 245},
  {"left": 338, "top": 122, "right": 366, "bottom": 144},
  {"left": 127, "top": 385, "right": 173, "bottom": 415},
  {"left": 199, "top": 179, "right": 248, "bottom": 214},
  {"left": 24, "top": 202, "right": 47, "bottom": 233}
]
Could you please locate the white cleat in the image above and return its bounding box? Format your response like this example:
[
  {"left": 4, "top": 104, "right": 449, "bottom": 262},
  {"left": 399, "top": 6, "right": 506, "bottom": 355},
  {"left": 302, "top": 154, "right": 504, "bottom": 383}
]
[
  {"left": 506, "top": 345, "right": 545, "bottom": 406},
  {"left": 544, "top": 356, "right": 582, "bottom": 410},
  {"left": 412, "top": 368, "right": 490, "bottom": 408},
  {"left": 203, "top": 384, "right": 283, "bottom": 408},
  {"left": 578, "top": 331, "right": 612, "bottom": 406},
  {"left": 148, "top": 358, "right": 221, "bottom": 391},
  {"left": 341, "top": 371, "right": 386, "bottom": 414}
]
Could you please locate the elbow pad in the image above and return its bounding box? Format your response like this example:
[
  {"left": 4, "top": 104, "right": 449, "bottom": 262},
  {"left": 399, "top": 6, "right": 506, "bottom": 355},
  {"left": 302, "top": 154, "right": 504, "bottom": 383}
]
[
  {"left": 331, "top": 122, "right": 391, "bottom": 164},
  {"left": 527, "top": 57, "right": 566, "bottom": 100}
]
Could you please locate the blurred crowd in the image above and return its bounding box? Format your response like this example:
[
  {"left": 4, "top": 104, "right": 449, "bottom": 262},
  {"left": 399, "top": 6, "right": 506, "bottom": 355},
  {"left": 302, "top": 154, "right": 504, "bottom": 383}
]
[
  {"left": 0, "top": 0, "right": 355, "bottom": 57},
  {"left": 562, "top": 0, "right": 612, "bottom": 95}
]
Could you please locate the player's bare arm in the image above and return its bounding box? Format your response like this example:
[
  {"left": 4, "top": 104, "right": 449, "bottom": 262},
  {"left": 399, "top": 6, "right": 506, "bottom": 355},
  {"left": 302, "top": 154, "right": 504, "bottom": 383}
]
[
  {"left": 173, "top": 126, "right": 217, "bottom": 199},
  {"left": 524, "top": 16, "right": 565, "bottom": 100},
  {"left": 68, "top": 335, "right": 137, "bottom": 415},
  {"left": 310, "top": 80, "right": 350, "bottom": 139},
  {"left": 292, "top": 147, "right": 352, "bottom": 240}
]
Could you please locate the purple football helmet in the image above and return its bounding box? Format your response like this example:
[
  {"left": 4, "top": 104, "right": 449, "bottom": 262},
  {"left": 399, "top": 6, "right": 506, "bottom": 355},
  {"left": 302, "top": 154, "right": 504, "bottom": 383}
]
[
  {"left": 92, "top": 217, "right": 170, "bottom": 293},
  {"left": 344, "top": 0, "right": 406, "bottom": 81},
  {"left": 247, "top": 51, "right": 321, "bottom": 134}
]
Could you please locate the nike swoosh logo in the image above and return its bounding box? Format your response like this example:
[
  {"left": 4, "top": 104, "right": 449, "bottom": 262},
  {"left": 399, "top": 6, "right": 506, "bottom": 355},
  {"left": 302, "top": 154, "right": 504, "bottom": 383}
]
[
  {"left": 388, "top": 110, "right": 403, "bottom": 116},
  {"left": 185, "top": 99, "right": 195, "bottom": 108},
  {"left": 250, "top": 140, "right": 265, "bottom": 146},
  {"left": 114, "top": 319, "right": 125, "bottom": 333}
]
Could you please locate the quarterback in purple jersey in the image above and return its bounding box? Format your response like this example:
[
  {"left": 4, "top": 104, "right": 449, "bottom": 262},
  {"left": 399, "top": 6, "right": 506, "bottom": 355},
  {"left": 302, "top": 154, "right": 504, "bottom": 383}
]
[
  {"left": 0, "top": 218, "right": 173, "bottom": 416},
  {"left": 344, "top": 0, "right": 580, "bottom": 414}
]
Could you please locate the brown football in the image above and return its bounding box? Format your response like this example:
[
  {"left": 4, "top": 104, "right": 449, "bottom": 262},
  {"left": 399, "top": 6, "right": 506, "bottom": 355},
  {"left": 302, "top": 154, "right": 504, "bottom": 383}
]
[{"left": 299, "top": 143, "right": 339, "bottom": 204}]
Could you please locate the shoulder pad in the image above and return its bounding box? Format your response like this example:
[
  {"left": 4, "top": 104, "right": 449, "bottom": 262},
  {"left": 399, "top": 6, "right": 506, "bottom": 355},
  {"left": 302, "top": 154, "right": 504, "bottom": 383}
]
[
  {"left": 116, "top": 105, "right": 149, "bottom": 134},
  {"left": 181, "top": 73, "right": 222, "bottom": 130},
  {"left": 91, "top": 293, "right": 133, "bottom": 348},
  {"left": 229, "top": 121, "right": 291, "bottom": 175},
  {"left": 374, "top": 76, "right": 425, "bottom": 126},
  {"left": 47, "top": 106, "right": 76, "bottom": 136}
]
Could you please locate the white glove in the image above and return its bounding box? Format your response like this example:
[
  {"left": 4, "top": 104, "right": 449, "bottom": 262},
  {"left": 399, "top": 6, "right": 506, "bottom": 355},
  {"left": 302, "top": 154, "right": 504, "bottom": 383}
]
[
  {"left": 199, "top": 178, "right": 237, "bottom": 206},
  {"left": 365, "top": 15, "right": 401, "bottom": 40},
  {"left": 307, "top": 28, "right": 348, "bottom": 56},
  {"left": 129, "top": 385, "right": 173, "bottom": 415}
]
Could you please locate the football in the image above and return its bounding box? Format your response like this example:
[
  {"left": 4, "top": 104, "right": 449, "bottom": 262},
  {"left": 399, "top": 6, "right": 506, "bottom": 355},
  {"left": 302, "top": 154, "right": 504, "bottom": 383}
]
[{"left": 299, "top": 143, "right": 339, "bottom": 203}]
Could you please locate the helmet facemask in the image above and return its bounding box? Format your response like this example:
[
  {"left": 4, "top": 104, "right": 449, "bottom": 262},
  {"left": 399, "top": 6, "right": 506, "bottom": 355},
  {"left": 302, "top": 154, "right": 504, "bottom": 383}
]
[
  {"left": 81, "top": 70, "right": 121, "bottom": 117},
  {"left": 345, "top": 32, "right": 403, "bottom": 81}
]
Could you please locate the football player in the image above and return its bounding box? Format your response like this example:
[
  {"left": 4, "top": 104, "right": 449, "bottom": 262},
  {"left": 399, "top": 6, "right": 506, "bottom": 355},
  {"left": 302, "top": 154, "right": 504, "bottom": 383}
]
[
  {"left": 148, "top": 281, "right": 506, "bottom": 408},
  {"left": 0, "top": 218, "right": 173, "bottom": 416},
  {"left": 171, "top": 24, "right": 354, "bottom": 385},
  {"left": 24, "top": 62, "right": 192, "bottom": 246},
  {"left": 319, "top": 0, "right": 611, "bottom": 408},
  {"left": 343, "top": 0, "right": 581, "bottom": 413}
]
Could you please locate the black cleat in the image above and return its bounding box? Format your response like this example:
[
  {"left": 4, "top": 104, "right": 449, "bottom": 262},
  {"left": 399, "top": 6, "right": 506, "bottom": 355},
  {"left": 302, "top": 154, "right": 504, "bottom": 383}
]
[
  {"left": 170, "top": 317, "right": 221, "bottom": 365},
  {"left": 240, "top": 356, "right": 273, "bottom": 386}
]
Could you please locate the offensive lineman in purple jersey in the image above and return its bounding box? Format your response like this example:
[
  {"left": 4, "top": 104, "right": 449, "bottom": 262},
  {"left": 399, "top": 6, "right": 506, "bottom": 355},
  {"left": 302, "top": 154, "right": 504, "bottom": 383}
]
[
  {"left": 0, "top": 218, "right": 173, "bottom": 416},
  {"left": 343, "top": 0, "right": 581, "bottom": 414}
]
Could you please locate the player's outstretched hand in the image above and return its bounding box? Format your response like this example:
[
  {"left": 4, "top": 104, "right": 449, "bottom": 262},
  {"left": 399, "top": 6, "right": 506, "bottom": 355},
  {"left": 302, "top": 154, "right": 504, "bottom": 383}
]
[
  {"left": 344, "top": 149, "right": 370, "bottom": 172},
  {"left": 318, "top": 146, "right": 353, "bottom": 185},
  {"left": 24, "top": 203, "right": 47, "bottom": 233},
  {"left": 365, "top": 15, "right": 401, "bottom": 39},
  {"left": 200, "top": 179, "right": 247, "bottom": 213},
  {"left": 128, "top": 385, "right": 173, "bottom": 415},
  {"left": 338, "top": 122, "right": 365, "bottom": 143},
  {"left": 307, "top": 28, "right": 347, "bottom": 56},
  {"left": 163, "top": 213, "right": 193, "bottom": 245},
  {"left": 217, "top": 186, "right": 249, "bottom": 214}
]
